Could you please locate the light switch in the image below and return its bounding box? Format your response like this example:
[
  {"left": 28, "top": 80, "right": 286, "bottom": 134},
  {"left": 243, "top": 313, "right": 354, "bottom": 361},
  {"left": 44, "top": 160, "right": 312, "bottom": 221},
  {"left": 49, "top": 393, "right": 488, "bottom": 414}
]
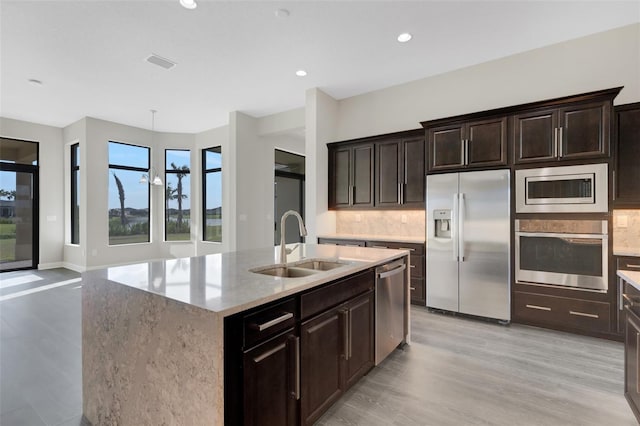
[
  {"left": 355, "top": 214, "right": 361, "bottom": 223},
  {"left": 46, "top": 215, "right": 57, "bottom": 222},
  {"left": 617, "top": 215, "right": 628, "bottom": 228}
]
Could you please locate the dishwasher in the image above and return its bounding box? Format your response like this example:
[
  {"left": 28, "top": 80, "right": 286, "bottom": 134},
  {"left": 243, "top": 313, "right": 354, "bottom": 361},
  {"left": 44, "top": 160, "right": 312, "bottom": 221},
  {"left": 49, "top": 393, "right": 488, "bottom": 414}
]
[{"left": 375, "top": 258, "right": 407, "bottom": 365}]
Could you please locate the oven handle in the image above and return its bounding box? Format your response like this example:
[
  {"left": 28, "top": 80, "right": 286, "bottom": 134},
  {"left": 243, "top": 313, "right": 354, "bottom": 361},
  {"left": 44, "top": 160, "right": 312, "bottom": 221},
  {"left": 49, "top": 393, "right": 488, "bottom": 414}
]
[{"left": 515, "top": 231, "right": 607, "bottom": 240}]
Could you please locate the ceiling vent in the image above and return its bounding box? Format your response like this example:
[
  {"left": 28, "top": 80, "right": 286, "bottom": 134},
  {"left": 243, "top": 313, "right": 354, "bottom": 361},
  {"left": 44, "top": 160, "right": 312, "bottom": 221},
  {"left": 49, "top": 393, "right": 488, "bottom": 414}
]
[{"left": 145, "top": 54, "right": 177, "bottom": 70}]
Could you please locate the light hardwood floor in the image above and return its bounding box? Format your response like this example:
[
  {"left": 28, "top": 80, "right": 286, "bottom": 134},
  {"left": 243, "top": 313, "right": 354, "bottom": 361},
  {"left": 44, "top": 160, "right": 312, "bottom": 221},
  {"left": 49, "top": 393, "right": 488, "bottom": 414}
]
[{"left": 0, "top": 268, "right": 637, "bottom": 425}]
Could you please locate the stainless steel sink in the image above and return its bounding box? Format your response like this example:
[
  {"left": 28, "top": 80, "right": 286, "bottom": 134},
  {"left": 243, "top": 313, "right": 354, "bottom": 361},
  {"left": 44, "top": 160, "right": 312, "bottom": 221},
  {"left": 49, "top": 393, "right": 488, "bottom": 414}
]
[
  {"left": 293, "top": 259, "right": 347, "bottom": 271},
  {"left": 250, "top": 258, "right": 349, "bottom": 278},
  {"left": 250, "top": 265, "right": 317, "bottom": 278}
]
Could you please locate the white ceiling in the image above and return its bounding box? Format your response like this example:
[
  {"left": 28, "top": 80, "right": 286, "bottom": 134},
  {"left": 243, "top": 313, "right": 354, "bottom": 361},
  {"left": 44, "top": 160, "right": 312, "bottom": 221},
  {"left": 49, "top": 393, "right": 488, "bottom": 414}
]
[{"left": 1, "top": 0, "right": 639, "bottom": 134}]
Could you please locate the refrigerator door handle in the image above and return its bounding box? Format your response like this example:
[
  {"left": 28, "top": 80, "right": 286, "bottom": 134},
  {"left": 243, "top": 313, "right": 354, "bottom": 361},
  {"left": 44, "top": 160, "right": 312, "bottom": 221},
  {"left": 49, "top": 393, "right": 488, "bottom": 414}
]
[
  {"left": 458, "top": 193, "right": 465, "bottom": 262},
  {"left": 452, "top": 193, "right": 459, "bottom": 261}
]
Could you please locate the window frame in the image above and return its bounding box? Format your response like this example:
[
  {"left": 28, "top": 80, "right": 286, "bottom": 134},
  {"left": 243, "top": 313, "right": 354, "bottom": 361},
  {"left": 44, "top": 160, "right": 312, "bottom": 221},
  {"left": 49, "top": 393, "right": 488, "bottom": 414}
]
[
  {"left": 202, "top": 146, "right": 222, "bottom": 243},
  {"left": 107, "top": 140, "right": 151, "bottom": 245},
  {"left": 70, "top": 143, "right": 80, "bottom": 245},
  {"left": 164, "top": 149, "right": 191, "bottom": 242}
]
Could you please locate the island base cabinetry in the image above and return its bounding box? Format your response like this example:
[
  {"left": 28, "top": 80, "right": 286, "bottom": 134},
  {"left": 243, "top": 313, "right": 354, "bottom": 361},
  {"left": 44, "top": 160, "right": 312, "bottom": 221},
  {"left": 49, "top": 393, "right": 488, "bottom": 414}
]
[
  {"left": 243, "top": 331, "right": 299, "bottom": 426},
  {"left": 225, "top": 269, "right": 380, "bottom": 426},
  {"left": 623, "top": 278, "right": 640, "bottom": 423},
  {"left": 301, "top": 291, "right": 374, "bottom": 426}
]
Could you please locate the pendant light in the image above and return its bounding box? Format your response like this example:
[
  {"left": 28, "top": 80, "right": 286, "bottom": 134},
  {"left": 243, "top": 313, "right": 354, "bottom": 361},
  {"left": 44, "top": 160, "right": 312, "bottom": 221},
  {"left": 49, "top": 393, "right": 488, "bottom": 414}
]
[{"left": 140, "top": 110, "right": 163, "bottom": 186}]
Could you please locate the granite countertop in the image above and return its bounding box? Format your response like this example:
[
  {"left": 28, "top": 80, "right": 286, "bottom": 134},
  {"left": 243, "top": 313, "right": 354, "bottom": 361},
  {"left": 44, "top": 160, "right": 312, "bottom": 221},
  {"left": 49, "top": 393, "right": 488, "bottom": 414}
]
[
  {"left": 619, "top": 270, "right": 640, "bottom": 291},
  {"left": 82, "top": 244, "right": 407, "bottom": 318},
  {"left": 318, "top": 233, "right": 425, "bottom": 244}
]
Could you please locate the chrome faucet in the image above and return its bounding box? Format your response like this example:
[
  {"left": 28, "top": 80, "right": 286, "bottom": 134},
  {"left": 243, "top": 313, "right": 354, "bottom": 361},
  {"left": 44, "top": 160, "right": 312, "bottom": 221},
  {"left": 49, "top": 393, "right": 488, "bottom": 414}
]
[{"left": 280, "top": 210, "right": 307, "bottom": 264}]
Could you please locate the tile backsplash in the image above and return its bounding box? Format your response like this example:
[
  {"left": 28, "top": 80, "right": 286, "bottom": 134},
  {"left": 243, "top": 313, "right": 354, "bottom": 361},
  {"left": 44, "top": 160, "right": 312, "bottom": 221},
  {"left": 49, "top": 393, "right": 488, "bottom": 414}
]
[
  {"left": 336, "top": 210, "right": 425, "bottom": 237},
  {"left": 613, "top": 209, "right": 640, "bottom": 256}
]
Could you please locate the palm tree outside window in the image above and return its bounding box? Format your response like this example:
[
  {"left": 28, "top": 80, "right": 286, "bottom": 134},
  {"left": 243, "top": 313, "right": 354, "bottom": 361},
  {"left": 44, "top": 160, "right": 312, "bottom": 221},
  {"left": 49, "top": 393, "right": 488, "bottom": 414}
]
[{"left": 165, "top": 149, "right": 191, "bottom": 241}]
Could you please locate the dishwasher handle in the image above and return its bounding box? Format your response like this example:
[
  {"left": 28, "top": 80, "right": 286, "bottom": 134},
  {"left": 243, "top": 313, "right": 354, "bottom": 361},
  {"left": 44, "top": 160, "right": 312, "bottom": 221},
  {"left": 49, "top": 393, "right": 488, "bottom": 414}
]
[{"left": 377, "top": 263, "right": 406, "bottom": 279}]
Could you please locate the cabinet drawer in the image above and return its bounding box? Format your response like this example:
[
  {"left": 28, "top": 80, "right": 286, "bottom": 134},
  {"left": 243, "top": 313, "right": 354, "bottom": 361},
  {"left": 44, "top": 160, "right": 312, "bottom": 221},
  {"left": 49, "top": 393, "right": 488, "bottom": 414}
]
[
  {"left": 318, "top": 238, "right": 365, "bottom": 247},
  {"left": 243, "top": 297, "right": 298, "bottom": 348},
  {"left": 514, "top": 292, "right": 610, "bottom": 333},
  {"left": 618, "top": 257, "right": 640, "bottom": 271},
  {"left": 410, "top": 278, "right": 425, "bottom": 304},
  {"left": 301, "top": 270, "right": 374, "bottom": 320},
  {"left": 366, "top": 241, "right": 424, "bottom": 256},
  {"left": 408, "top": 255, "right": 424, "bottom": 278}
]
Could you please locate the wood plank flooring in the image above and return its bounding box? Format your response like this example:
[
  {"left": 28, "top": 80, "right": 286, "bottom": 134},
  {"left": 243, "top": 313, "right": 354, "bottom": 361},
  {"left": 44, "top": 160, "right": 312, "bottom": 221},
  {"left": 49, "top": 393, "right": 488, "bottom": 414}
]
[
  {"left": 318, "top": 308, "right": 637, "bottom": 425},
  {"left": 0, "top": 268, "right": 637, "bottom": 425}
]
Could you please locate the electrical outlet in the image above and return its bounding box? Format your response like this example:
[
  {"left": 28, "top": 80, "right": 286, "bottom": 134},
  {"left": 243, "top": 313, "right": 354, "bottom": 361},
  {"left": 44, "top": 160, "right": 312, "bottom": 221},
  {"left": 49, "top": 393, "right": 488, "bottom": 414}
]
[
  {"left": 355, "top": 214, "right": 361, "bottom": 223},
  {"left": 401, "top": 214, "right": 408, "bottom": 224},
  {"left": 617, "top": 215, "right": 629, "bottom": 228}
]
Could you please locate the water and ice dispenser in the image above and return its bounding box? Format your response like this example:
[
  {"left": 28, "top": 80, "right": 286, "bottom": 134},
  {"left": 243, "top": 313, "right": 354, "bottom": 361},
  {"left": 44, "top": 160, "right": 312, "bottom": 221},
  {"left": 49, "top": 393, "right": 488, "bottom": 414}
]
[{"left": 433, "top": 209, "right": 452, "bottom": 238}]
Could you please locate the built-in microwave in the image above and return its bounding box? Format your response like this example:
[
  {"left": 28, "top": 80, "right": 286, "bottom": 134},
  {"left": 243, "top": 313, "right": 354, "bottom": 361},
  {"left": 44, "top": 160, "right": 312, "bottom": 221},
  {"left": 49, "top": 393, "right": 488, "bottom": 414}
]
[{"left": 515, "top": 163, "right": 608, "bottom": 213}]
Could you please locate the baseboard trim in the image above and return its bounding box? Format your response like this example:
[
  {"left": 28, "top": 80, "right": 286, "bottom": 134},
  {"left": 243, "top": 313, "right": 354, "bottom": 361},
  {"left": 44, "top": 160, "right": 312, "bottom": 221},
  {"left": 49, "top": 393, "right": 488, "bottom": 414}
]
[{"left": 38, "top": 262, "right": 86, "bottom": 273}]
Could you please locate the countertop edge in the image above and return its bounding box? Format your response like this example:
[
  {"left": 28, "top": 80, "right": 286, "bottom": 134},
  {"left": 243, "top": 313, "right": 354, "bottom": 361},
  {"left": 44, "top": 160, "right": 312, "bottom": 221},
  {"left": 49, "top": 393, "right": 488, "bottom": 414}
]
[{"left": 618, "top": 270, "right": 640, "bottom": 291}]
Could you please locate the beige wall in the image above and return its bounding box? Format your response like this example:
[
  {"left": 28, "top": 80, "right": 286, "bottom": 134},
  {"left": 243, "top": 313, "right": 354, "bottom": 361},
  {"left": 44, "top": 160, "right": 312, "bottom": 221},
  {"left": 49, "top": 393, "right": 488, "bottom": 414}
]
[
  {"left": 335, "top": 24, "right": 640, "bottom": 141},
  {"left": 613, "top": 210, "right": 640, "bottom": 256}
]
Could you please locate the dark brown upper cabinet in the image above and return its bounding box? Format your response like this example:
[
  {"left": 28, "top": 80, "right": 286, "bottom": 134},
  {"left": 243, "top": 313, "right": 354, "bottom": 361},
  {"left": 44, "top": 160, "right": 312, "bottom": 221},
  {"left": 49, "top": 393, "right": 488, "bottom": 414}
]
[
  {"left": 375, "top": 136, "right": 425, "bottom": 208},
  {"left": 614, "top": 102, "right": 640, "bottom": 206},
  {"left": 426, "top": 116, "right": 507, "bottom": 172},
  {"left": 328, "top": 143, "right": 374, "bottom": 209},
  {"left": 514, "top": 100, "right": 613, "bottom": 164}
]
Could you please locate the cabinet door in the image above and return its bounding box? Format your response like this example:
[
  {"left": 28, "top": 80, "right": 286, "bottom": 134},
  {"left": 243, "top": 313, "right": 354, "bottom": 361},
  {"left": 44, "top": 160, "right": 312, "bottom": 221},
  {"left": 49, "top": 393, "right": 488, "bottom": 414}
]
[
  {"left": 465, "top": 117, "right": 507, "bottom": 167},
  {"left": 243, "top": 331, "right": 299, "bottom": 426},
  {"left": 513, "top": 109, "right": 558, "bottom": 163},
  {"left": 352, "top": 144, "right": 374, "bottom": 207},
  {"left": 375, "top": 140, "right": 401, "bottom": 206},
  {"left": 558, "top": 101, "right": 610, "bottom": 160},
  {"left": 615, "top": 104, "right": 640, "bottom": 205},
  {"left": 428, "top": 125, "right": 464, "bottom": 171},
  {"left": 626, "top": 308, "right": 640, "bottom": 417},
  {"left": 330, "top": 147, "right": 351, "bottom": 208},
  {"left": 344, "top": 291, "right": 374, "bottom": 389},
  {"left": 402, "top": 137, "right": 426, "bottom": 206},
  {"left": 300, "top": 308, "right": 345, "bottom": 426}
]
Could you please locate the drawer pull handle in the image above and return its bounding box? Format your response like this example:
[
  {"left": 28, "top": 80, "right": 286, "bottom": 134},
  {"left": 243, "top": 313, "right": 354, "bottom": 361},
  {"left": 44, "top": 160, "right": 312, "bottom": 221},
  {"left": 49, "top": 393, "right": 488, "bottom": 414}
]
[
  {"left": 399, "top": 247, "right": 416, "bottom": 252},
  {"left": 410, "top": 287, "right": 416, "bottom": 291},
  {"left": 624, "top": 294, "right": 636, "bottom": 307},
  {"left": 627, "top": 264, "right": 640, "bottom": 269},
  {"left": 409, "top": 265, "right": 416, "bottom": 269},
  {"left": 526, "top": 304, "right": 551, "bottom": 311},
  {"left": 372, "top": 245, "right": 388, "bottom": 249},
  {"left": 252, "top": 312, "right": 294, "bottom": 331},
  {"left": 569, "top": 310, "right": 599, "bottom": 319}
]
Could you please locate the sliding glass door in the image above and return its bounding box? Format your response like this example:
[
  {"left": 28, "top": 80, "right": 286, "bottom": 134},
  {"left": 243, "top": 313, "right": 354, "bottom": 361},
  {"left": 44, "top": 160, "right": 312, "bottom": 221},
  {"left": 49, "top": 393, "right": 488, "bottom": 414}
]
[{"left": 0, "top": 138, "right": 38, "bottom": 271}]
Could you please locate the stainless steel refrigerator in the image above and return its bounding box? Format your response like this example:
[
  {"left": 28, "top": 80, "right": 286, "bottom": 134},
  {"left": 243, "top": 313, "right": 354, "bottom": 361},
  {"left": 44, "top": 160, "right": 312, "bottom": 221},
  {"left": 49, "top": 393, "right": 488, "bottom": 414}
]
[{"left": 426, "top": 169, "right": 510, "bottom": 321}]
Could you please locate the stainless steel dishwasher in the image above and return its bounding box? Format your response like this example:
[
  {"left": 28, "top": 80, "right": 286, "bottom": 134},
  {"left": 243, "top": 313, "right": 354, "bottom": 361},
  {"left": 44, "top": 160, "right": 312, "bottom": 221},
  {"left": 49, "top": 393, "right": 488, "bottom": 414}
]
[{"left": 375, "top": 258, "right": 407, "bottom": 365}]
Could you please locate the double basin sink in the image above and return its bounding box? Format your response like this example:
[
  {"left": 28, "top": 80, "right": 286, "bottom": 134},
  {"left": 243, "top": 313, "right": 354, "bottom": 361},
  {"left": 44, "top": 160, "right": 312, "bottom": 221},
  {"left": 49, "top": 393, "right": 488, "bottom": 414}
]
[{"left": 250, "top": 258, "right": 349, "bottom": 278}]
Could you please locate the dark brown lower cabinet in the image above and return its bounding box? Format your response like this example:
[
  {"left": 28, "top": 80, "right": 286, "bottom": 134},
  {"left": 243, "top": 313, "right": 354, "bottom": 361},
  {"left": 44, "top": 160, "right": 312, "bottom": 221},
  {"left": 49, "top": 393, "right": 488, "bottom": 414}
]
[
  {"left": 513, "top": 291, "right": 611, "bottom": 334},
  {"left": 300, "top": 290, "right": 374, "bottom": 426},
  {"left": 243, "top": 331, "right": 299, "bottom": 426}
]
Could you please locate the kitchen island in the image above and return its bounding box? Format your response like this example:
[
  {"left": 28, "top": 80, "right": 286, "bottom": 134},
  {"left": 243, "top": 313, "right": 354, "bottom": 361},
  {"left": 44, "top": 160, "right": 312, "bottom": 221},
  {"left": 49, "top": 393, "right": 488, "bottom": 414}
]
[{"left": 82, "top": 244, "right": 409, "bottom": 425}]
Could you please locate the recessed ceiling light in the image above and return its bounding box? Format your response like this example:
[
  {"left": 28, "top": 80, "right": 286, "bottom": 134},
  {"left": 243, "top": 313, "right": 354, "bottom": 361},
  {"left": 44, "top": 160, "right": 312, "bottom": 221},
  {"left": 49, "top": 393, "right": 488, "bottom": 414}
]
[
  {"left": 397, "top": 33, "right": 412, "bottom": 43},
  {"left": 28, "top": 79, "right": 43, "bottom": 87},
  {"left": 179, "top": 0, "right": 197, "bottom": 10},
  {"left": 295, "top": 70, "right": 307, "bottom": 77},
  {"left": 275, "top": 9, "right": 290, "bottom": 18}
]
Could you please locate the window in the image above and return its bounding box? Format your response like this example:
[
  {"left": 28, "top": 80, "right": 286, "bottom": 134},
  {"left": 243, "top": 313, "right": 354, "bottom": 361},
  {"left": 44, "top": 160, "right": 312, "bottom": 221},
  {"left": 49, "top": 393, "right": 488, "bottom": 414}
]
[
  {"left": 108, "top": 141, "right": 150, "bottom": 245},
  {"left": 71, "top": 143, "right": 80, "bottom": 244},
  {"left": 165, "top": 150, "right": 191, "bottom": 241},
  {"left": 203, "top": 147, "right": 222, "bottom": 242}
]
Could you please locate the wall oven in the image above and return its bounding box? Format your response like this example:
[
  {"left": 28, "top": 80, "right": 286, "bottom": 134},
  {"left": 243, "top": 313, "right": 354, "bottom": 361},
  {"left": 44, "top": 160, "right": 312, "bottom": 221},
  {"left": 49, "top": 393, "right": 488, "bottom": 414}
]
[
  {"left": 515, "top": 220, "right": 608, "bottom": 292},
  {"left": 515, "top": 163, "right": 608, "bottom": 213}
]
